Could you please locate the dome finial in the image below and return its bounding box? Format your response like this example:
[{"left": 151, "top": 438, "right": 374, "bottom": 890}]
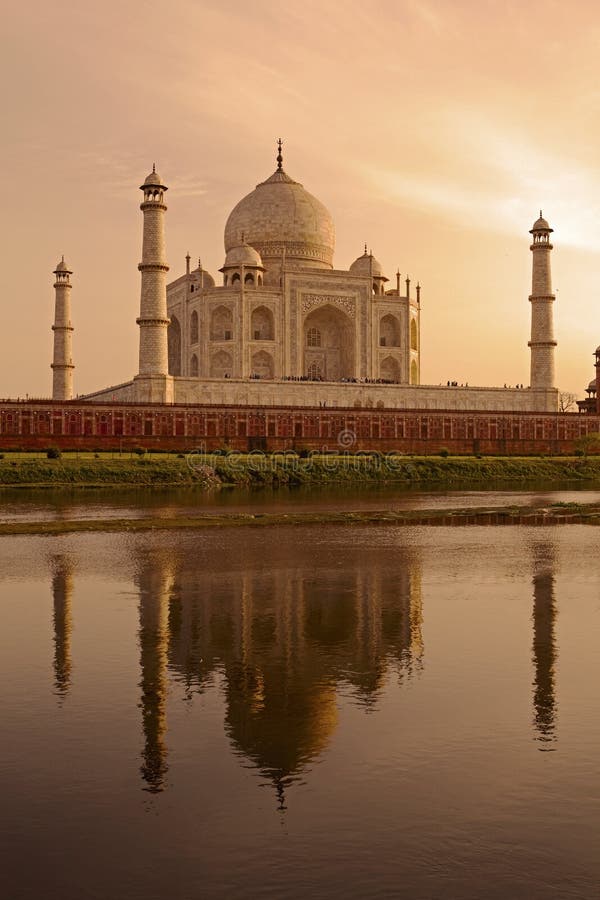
[
  {"left": 152, "top": 162, "right": 156, "bottom": 173},
  {"left": 364, "top": 243, "right": 368, "bottom": 255},
  {"left": 277, "top": 138, "right": 283, "bottom": 171}
]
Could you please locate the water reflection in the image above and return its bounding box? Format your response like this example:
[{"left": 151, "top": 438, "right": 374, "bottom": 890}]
[
  {"left": 135, "top": 548, "right": 424, "bottom": 801},
  {"left": 51, "top": 555, "right": 73, "bottom": 702},
  {"left": 531, "top": 543, "right": 558, "bottom": 748},
  {"left": 136, "top": 553, "right": 173, "bottom": 792},
  {"left": 46, "top": 535, "right": 562, "bottom": 799}
]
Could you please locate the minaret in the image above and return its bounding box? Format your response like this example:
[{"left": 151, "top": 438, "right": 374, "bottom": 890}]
[
  {"left": 528, "top": 213, "right": 557, "bottom": 392},
  {"left": 51, "top": 257, "right": 74, "bottom": 400},
  {"left": 134, "top": 165, "right": 174, "bottom": 403}
]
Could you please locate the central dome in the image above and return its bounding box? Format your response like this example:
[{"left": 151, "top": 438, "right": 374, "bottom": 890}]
[{"left": 224, "top": 164, "right": 335, "bottom": 271}]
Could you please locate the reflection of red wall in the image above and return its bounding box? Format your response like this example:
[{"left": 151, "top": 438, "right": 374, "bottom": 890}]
[{"left": 0, "top": 400, "right": 598, "bottom": 454}]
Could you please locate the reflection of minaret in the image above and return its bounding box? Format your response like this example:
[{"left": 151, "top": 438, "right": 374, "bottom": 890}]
[
  {"left": 51, "top": 556, "right": 74, "bottom": 701},
  {"left": 137, "top": 553, "right": 174, "bottom": 792},
  {"left": 531, "top": 546, "right": 558, "bottom": 748}
]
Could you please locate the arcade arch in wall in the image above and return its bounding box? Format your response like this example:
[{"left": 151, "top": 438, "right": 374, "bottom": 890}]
[
  {"left": 210, "top": 305, "right": 233, "bottom": 341},
  {"left": 380, "top": 356, "right": 401, "bottom": 382},
  {"left": 168, "top": 314, "right": 181, "bottom": 376},
  {"left": 190, "top": 310, "right": 199, "bottom": 344},
  {"left": 410, "top": 318, "right": 418, "bottom": 351},
  {"left": 251, "top": 306, "right": 274, "bottom": 341},
  {"left": 380, "top": 314, "right": 400, "bottom": 348},
  {"left": 210, "top": 350, "right": 233, "bottom": 378},
  {"left": 251, "top": 350, "right": 274, "bottom": 379}
]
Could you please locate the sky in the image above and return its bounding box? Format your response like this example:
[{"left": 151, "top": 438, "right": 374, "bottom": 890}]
[{"left": 2, "top": 0, "right": 600, "bottom": 398}]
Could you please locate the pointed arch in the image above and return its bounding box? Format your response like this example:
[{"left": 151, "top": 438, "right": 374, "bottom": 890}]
[
  {"left": 190, "top": 310, "right": 199, "bottom": 344},
  {"left": 380, "top": 314, "right": 400, "bottom": 348},
  {"left": 410, "top": 318, "right": 418, "bottom": 351},
  {"left": 167, "top": 314, "right": 181, "bottom": 376},
  {"left": 411, "top": 359, "right": 418, "bottom": 384},
  {"left": 251, "top": 350, "right": 274, "bottom": 379},
  {"left": 210, "top": 350, "right": 233, "bottom": 378},
  {"left": 210, "top": 305, "right": 233, "bottom": 341},
  {"left": 303, "top": 305, "right": 355, "bottom": 381},
  {"left": 251, "top": 305, "right": 274, "bottom": 340},
  {"left": 380, "top": 356, "right": 401, "bottom": 382},
  {"left": 190, "top": 353, "right": 199, "bottom": 377}
]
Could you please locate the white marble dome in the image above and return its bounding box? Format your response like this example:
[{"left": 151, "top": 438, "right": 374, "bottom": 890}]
[
  {"left": 223, "top": 243, "right": 263, "bottom": 268},
  {"left": 350, "top": 249, "right": 386, "bottom": 279},
  {"left": 224, "top": 167, "right": 335, "bottom": 269}
]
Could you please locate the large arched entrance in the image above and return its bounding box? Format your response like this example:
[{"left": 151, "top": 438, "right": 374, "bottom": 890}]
[{"left": 302, "top": 305, "right": 355, "bottom": 382}]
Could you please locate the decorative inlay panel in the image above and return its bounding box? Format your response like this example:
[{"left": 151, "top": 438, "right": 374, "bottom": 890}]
[{"left": 301, "top": 294, "right": 356, "bottom": 319}]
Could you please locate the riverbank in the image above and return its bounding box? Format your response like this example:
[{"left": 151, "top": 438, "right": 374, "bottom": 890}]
[
  {"left": 0, "top": 501, "right": 599, "bottom": 535},
  {"left": 1, "top": 452, "right": 600, "bottom": 488}
]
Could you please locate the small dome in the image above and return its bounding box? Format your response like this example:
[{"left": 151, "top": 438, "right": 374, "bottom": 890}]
[
  {"left": 222, "top": 243, "right": 264, "bottom": 269},
  {"left": 196, "top": 267, "right": 215, "bottom": 288},
  {"left": 530, "top": 213, "right": 552, "bottom": 233},
  {"left": 588, "top": 380, "right": 598, "bottom": 393},
  {"left": 349, "top": 249, "right": 387, "bottom": 279},
  {"left": 142, "top": 165, "right": 166, "bottom": 188},
  {"left": 54, "top": 256, "right": 71, "bottom": 274},
  {"left": 595, "top": 345, "right": 600, "bottom": 354}
]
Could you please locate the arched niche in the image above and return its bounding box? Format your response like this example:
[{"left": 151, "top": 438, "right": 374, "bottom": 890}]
[
  {"left": 411, "top": 359, "right": 418, "bottom": 384},
  {"left": 380, "top": 314, "right": 401, "bottom": 348},
  {"left": 190, "top": 310, "right": 199, "bottom": 344},
  {"left": 210, "top": 305, "right": 233, "bottom": 341},
  {"left": 303, "top": 304, "right": 355, "bottom": 381},
  {"left": 210, "top": 350, "right": 233, "bottom": 378},
  {"left": 410, "top": 318, "right": 418, "bottom": 351},
  {"left": 380, "top": 356, "right": 401, "bottom": 382},
  {"left": 251, "top": 350, "right": 274, "bottom": 379},
  {"left": 190, "top": 353, "right": 199, "bottom": 377},
  {"left": 168, "top": 314, "right": 181, "bottom": 376},
  {"left": 251, "top": 306, "right": 274, "bottom": 341}
]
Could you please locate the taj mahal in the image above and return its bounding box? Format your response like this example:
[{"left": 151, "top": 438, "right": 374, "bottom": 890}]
[{"left": 50, "top": 142, "right": 558, "bottom": 414}]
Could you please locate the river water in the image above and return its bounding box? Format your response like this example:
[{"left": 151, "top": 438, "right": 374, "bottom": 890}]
[
  {"left": 2, "top": 482, "right": 600, "bottom": 524},
  {"left": 1, "top": 504, "right": 599, "bottom": 898}
]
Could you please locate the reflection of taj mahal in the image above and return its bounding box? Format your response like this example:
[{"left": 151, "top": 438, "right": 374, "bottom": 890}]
[
  {"left": 49, "top": 534, "right": 559, "bottom": 802},
  {"left": 52, "top": 141, "right": 558, "bottom": 413}
]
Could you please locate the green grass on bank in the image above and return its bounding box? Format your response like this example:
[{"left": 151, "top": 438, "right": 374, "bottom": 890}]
[{"left": 2, "top": 452, "right": 600, "bottom": 487}]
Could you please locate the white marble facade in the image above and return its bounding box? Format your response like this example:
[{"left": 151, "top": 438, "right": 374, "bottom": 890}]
[
  {"left": 79, "top": 148, "right": 558, "bottom": 414},
  {"left": 166, "top": 152, "right": 420, "bottom": 389}
]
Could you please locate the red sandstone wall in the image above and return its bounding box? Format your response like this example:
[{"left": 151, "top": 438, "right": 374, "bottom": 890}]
[{"left": 0, "top": 400, "right": 597, "bottom": 455}]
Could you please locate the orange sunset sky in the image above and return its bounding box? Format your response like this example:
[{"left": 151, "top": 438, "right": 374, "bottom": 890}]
[{"left": 2, "top": 0, "right": 599, "bottom": 398}]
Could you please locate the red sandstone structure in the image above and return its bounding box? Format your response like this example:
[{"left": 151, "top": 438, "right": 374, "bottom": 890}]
[{"left": 0, "top": 400, "right": 598, "bottom": 455}]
